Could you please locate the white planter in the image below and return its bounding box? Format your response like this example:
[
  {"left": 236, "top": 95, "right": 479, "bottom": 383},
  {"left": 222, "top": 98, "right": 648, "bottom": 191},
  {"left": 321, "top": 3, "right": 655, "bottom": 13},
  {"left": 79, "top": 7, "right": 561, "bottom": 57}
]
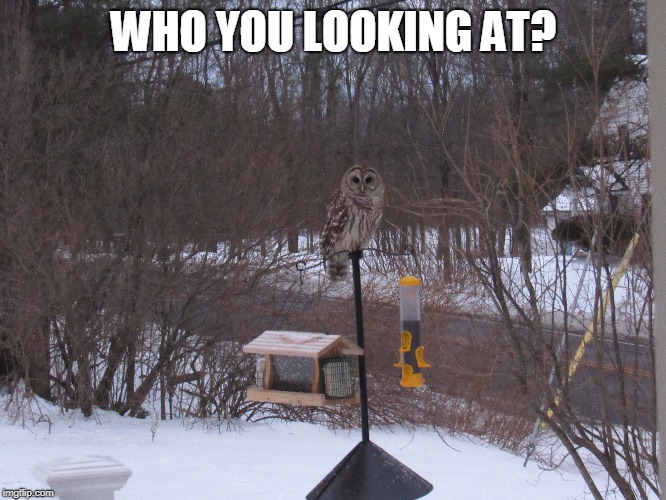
[{"left": 33, "top": 455, "right": 131, "bottom": 500}]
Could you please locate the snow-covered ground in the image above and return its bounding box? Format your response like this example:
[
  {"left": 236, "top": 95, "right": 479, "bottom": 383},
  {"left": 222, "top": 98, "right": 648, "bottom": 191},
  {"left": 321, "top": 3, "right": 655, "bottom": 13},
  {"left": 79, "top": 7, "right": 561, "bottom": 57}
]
[
  {"left": 1, "top": 230, "right": 651, "bottom": 499},
  {"left": 2, "top": 394, "right": 610, "bottom": 500}
]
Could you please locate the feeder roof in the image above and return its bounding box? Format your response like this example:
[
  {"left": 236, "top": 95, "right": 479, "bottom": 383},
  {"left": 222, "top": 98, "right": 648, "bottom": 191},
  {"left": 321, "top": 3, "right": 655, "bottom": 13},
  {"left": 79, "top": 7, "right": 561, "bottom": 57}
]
[
  {"left": 243, "top": 331, "right": 363, "bottom": 358},
  {"left": 399, "top": 276, "right": 420, "bottom": 286}
]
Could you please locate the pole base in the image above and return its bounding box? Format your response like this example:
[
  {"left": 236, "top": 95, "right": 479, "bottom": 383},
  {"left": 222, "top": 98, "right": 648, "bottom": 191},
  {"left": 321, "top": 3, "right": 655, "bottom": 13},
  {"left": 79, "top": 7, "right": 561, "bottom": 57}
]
[{"left": 306, "top": 440, "right": 433, "bottom": 500}]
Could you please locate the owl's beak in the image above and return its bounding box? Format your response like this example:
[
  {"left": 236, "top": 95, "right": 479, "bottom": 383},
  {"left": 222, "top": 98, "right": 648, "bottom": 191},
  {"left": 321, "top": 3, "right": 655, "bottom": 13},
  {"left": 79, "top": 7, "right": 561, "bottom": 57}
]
[{"left": 360, "top": 184, "right": 365, "bottom": 193}]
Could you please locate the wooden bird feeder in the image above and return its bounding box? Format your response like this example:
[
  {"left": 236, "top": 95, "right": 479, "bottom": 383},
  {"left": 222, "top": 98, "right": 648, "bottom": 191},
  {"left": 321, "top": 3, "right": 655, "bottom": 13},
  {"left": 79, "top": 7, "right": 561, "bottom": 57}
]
[{"left": 243, "top": 330, "right": 364, "bottom": 406}]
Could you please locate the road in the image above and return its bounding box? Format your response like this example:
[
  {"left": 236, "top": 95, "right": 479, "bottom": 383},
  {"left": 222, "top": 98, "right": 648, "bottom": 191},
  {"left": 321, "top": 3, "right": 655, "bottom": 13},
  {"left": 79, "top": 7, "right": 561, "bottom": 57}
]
[{"left": 244, "top": 287, "right": 655, "bottom": 430}]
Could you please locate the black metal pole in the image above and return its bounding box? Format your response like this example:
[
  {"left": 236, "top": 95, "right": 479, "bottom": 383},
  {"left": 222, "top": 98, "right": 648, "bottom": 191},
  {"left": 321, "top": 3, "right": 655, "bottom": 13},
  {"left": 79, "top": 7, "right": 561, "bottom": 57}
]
[
  {"left": 350, "top": 250, "right": 370, "bottom": 443},
  {"left": 307, "top": 250, "right": 433, "bottom": 500}
]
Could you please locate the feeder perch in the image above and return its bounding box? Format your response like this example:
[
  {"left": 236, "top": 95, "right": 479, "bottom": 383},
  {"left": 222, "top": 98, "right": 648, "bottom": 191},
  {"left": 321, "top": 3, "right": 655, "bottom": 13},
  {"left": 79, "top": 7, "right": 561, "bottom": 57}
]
[{"left": 243, "top": 331, "right": 363, "bottom": 406}]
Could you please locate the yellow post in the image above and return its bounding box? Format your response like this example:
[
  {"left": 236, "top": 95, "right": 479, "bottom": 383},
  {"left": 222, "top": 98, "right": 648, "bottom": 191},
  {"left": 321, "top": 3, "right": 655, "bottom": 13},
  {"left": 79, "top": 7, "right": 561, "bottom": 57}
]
[{"left": 542, "top": 232, "right": 640, "bottom": 426}]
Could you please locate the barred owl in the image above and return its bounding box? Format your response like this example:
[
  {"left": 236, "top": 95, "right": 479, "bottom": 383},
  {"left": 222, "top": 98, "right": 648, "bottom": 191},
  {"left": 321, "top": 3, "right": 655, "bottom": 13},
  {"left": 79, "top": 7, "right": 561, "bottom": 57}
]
[{"left": 321, "top": 165, "right": 385, "bottom": 280}]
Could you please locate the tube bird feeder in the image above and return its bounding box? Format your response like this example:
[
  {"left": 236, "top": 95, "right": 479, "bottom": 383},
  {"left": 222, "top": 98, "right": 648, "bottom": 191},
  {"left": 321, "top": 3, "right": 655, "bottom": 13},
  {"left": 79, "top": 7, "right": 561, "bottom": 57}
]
[{"left": 395, "top": 276, "right": 430, "bottom": 387}]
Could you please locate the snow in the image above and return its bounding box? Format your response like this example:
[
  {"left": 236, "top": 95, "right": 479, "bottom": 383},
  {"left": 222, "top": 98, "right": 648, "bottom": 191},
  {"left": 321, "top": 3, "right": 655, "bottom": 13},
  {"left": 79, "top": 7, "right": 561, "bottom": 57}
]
[
  {"left": 0, "top": 243, "right": 652, "bottom": 500},
  {"left": 593, "top": 77, "right": 648, "bottom": 142},
  {"left": 0, "top": 237, "right": 652, "bottom": 499},
  {"left": 1, "top": 398, "right": 602, "bottom": 499},
  {"left": 542, "top": 187, "right": 599, "bottom": 215}
]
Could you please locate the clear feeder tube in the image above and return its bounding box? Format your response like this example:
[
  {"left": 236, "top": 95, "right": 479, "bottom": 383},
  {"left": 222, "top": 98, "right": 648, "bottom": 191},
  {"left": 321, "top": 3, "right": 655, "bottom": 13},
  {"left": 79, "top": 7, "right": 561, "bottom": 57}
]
[{"left": 397, "top": 276, "right": 428, "bottom": 387}]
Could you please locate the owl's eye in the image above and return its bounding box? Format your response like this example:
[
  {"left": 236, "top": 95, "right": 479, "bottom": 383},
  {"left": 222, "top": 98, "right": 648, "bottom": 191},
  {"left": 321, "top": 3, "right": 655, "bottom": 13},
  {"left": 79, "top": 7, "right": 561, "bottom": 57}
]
[
  {"left": 365, "top": 176, "right": 373, "bottom": 184},
  {"left": 352, "top": 176, "right": 360, "bottom": 184}
]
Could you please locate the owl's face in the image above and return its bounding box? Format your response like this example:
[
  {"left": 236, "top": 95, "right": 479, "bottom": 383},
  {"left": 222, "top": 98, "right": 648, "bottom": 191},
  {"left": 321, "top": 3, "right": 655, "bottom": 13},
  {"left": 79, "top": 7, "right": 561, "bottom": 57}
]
[{"left": 342, "top": 166, "right": 384, "bottom": 198}]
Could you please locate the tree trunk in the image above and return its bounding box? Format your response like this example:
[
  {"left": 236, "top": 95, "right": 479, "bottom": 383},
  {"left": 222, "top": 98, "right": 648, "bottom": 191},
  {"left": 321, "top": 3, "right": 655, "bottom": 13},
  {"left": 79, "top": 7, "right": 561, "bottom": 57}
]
[
  {"left": 26, "top": 317, "right": 51, "bottom": 400},
  {"left": 287, "top": 229, "right": 299, "bottom": 253}
]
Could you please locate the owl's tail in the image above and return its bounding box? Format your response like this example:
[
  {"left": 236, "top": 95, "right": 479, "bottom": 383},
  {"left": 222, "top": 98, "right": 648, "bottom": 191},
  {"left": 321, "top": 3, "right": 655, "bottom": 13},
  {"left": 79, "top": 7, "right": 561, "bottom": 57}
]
[{"left": 325, "top": 251, "right": 349, "bottom": 281}]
